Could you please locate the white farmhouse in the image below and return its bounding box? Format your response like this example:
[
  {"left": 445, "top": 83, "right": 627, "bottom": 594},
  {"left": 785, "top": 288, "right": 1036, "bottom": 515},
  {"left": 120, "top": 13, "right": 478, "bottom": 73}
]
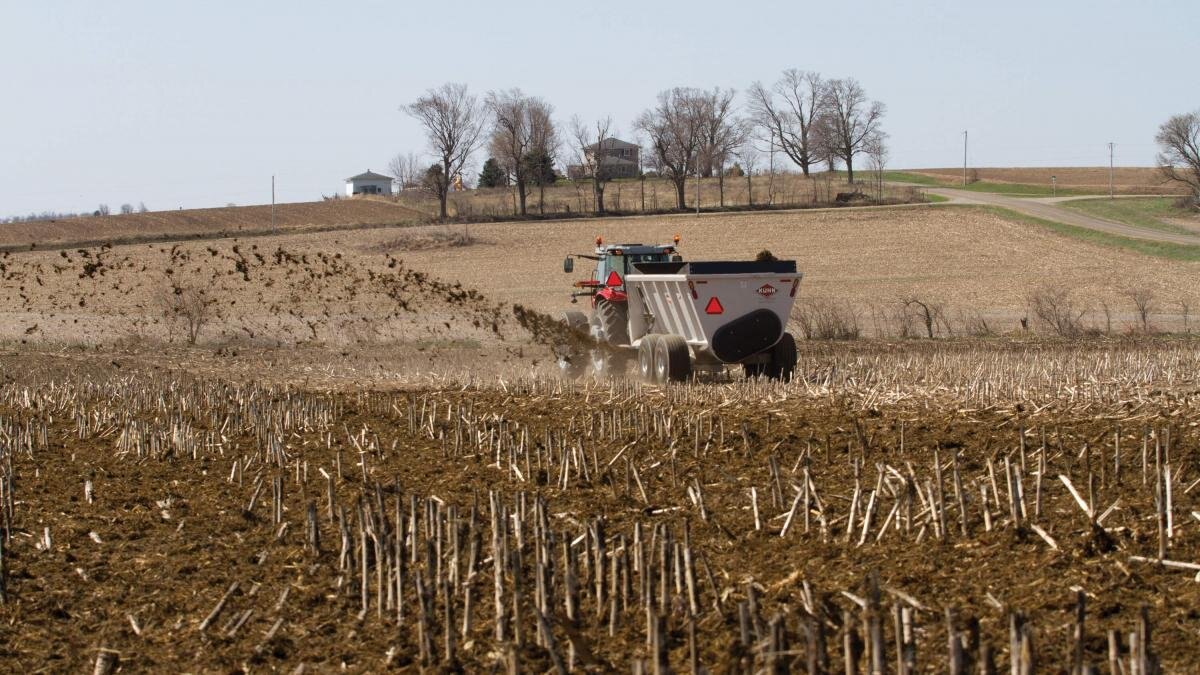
[{"left": 345, "top": 170, "right": 393, "bottom": 197}]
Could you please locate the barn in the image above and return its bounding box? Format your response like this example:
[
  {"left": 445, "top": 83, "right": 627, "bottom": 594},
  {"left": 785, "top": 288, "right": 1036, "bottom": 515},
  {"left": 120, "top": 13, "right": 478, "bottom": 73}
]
[{"left": 345, "top": 170, "right": 393, "bottom": 196}]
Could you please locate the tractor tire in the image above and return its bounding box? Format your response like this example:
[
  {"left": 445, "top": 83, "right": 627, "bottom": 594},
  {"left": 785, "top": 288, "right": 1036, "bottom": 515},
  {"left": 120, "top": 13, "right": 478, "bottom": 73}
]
[
  {"left": 594, "top": 298, "right": 630, "bottom": 346},
  {"left": 556, "top": 310, "right": 591, "bottom": 379},
  {"left": 590, "top": 348, "right": 629, "bottom": 380},
  {"left": 637, "top": 335, "right": 661, "bottom": 382},
  {"left": 561, "top": 310, "right": 588, "bottom": 336},
  {"left": 765, "top": 332, "right": 798, "bottom": 381},
  {"left": 654, "top": 335, "right": 692, "bottom": 383}
]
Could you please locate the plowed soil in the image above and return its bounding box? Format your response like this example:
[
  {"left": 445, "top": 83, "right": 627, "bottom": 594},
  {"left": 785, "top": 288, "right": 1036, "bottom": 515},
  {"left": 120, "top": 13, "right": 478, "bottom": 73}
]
[{"left": 1, "top": 351, "right": 1198, "bottom": 672}]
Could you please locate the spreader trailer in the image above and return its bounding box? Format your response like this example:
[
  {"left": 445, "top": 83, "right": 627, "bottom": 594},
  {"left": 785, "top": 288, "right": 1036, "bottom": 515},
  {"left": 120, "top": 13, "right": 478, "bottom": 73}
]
[{"left": 559, "top": 237, "right": 802, "bottom": 382}]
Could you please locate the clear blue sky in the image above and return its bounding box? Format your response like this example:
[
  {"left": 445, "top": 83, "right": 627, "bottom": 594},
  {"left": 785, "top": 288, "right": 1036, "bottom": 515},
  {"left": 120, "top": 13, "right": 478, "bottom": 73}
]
[{"left": 2, "top": 0, "right": 1195, "bottom": 215}]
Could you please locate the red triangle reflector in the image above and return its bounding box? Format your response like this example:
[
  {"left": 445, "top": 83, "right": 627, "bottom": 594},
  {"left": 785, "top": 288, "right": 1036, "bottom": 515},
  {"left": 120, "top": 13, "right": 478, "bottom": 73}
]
[
  {"left": 605, "top": 271, "right": 622, "bottom": 287},
  {"left": 705, "top": 297, "right": 724, "bottom": 314}
]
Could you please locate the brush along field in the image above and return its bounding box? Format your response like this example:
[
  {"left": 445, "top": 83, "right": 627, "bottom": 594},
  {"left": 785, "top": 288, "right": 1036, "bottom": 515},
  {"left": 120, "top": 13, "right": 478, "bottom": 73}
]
[
  {"left": 910, "top": 167, "right": 1184, "bottom": 194},
  {"left": 4, "top": 205, "right": 1200, "bottom": 671}
]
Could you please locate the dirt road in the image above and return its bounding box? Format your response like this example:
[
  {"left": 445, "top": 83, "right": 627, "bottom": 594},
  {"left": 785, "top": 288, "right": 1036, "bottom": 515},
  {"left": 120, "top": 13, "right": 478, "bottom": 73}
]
[{"left": 927, "top": 187, "right": 1200, "bottom": 245}]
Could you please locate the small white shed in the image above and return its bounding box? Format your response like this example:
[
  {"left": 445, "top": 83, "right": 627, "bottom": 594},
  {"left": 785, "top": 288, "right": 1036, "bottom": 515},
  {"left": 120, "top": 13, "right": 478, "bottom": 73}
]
[{"left": 345, "top": 170, "right": 394, "bottom": 197}]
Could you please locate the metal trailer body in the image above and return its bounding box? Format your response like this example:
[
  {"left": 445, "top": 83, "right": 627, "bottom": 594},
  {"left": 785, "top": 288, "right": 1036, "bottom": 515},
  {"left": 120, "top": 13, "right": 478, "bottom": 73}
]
[{"left": 625, "top": 259, "right": 802, "bottom": 370}]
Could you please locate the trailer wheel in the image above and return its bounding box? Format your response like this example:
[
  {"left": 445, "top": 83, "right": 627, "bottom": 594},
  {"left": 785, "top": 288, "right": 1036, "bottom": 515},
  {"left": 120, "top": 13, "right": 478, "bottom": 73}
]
[
  {"left": 743, "top": 363, "right": 765, "bottom": 379},
  {"left": 637, "top": 335, "right": 661, "bottom": 381},
  {"left": 766, "top": 332, "right": 798, "bottom": 381},
  {"left": 654, "top": 335, "right": 692, "bottom": 383},
  {"left": 594, "top": 298, "right": 630, "bottom": 346}
]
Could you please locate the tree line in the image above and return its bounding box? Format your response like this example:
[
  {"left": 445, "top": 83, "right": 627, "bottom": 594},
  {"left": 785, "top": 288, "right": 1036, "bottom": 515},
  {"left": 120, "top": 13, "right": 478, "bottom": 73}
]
[{"left": 395, "top": 70, "right": 888, "bottom": 219}]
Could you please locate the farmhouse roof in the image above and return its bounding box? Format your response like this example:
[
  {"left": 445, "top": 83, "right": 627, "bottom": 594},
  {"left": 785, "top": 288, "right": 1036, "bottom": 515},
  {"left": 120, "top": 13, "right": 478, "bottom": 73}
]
[
  {"left": 346, "top": 170, "right": 393, "bottom": 182},
  {"left": 586, "top": 138, "right": 639, "bottom": 151}
]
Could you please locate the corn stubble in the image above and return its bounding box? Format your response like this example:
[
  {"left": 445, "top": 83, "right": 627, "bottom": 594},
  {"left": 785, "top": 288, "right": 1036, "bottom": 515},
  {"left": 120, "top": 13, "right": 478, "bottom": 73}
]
[{"left": 1, "top": 338, "right": 1198, "bottom": 672}]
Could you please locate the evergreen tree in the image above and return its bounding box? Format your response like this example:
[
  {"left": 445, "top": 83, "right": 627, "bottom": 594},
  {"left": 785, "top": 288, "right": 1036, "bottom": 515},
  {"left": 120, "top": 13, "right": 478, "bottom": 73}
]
[
  {"left": 478, "top": 158, "right": 508, "bottom": 188},
  {"left": 521, "top": 149, "right": 557, "bottom": 187}
]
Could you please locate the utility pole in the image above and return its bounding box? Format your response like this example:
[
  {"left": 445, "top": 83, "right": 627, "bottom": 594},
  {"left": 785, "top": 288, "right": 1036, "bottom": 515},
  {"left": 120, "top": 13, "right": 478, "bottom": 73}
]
[
  {"left": 1108, "top": 142, "right": 1115, "bottom": 199},
  {"left": 271, "top": 175, "right": 276, "bottom": 232},
  {"left": 962, "top": 131, "right": 968, "bottom": 186},
  {"left": 695, "top": 162, "right": 701, "bottom": 216}
]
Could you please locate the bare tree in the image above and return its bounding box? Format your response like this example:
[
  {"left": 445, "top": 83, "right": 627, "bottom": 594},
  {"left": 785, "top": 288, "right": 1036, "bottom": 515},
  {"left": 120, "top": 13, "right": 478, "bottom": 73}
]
[
  {"left": 1027, "top": 286, "right": 1087, "bottom": 337},
  {"left": 119, "top": 203, "right": 134, "bottom": 215},
  {"left": 1156, "top": 110, "right": 1200, "bottom": 206},
  {"left": 1126, "top": 287, "right": 1156, "bottom": 333},
  {"left": 571, "top": 116, "right": 616, "bottom": 214},
  {"left": 486, "top": 89, "right": 557, "bottom": 216},
  {"left": 697, "top": 88, "right": 748, "bottom": 207},
  {"left": 402, "top": 83, "right": 486, "bottom": 219},
  {"left": 137, "top": 202, "right": 148, "bottom": 213},
  {"left": 637, "top": 88, "right": 706, "bottom": 210},
  {"left": 902, "top": 297, "right": 942, "bottom": 339},
  {"left": 865, "top": 132, "right": 889, "bottom": 201},
  {"left": 816, "top": 78, "right": 885, "bottom": 183},
  {"left": 734, "top": 143, "right": 760, "bottom": 206},
  {"left": 163, "top": 284, "right": 216, "bottom": 345},
  {"left": 387, "top": 152, "right": 424, "bottom": 191},
  {"left": 747, "top": 70, "right": 825, "bottom": 177}
]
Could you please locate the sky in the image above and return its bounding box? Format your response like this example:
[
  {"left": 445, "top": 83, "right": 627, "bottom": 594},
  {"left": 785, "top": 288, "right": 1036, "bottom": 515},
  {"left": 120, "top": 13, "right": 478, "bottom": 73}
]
[{"left": 1, "top": 0, "right": 1195, "bottom": 215}]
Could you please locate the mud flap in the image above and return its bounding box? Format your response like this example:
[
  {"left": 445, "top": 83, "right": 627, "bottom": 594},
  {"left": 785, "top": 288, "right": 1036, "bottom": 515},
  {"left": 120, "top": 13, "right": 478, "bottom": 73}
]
[{"left": 709, "top": 309, "right": 783, "bottom": 363}]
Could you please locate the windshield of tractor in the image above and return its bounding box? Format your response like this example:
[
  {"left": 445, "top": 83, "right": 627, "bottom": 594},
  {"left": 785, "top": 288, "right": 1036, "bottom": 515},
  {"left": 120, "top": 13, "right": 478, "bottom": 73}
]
[{"left": 598, "top": 251, "right": 668, "bottom": 283}]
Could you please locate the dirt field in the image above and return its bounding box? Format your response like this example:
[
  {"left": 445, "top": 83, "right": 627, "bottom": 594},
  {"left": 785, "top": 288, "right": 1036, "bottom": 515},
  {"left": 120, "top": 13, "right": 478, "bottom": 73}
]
[
  {"left": 3, "top": 203, "right": 1200, "bottom": 672},
  {"left": 0, "top": 198, "right": 426, "bottom": 250},
  {"left": 3, "top": 204, "right": 1200, "bottom": 351},
  {"left": 911, "top": 167, "right": 1185, "bottom": 194},
  {"left": 2, "top": 343, "right": 1199, "bottom": 672}
]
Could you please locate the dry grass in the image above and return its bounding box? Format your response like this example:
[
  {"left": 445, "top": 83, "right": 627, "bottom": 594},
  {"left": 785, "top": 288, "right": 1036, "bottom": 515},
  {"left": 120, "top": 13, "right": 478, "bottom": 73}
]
[
  {"left": 911, "top": 167, "right": 1185, "bottom": 194},
  {"left": 397, "top": 173, "right": 927, "bottom": 219}
]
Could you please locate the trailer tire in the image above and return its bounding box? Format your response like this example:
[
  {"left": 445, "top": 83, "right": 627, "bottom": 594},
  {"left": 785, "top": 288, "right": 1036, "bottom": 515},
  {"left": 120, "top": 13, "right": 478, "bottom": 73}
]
[
  {"left": 743, "top": 363, "right": 765, "bottom": 379},
  {"left": 594, "top": 299, "right": 630, "bottom": 346},
  {"left": 637, "top": 335, "right": 661, "bottom": 382},
  {"left": 654, "top": 335, "right": 692, "bottom": 383},
  {"left": 766, "top": 332, "right": 798, "bottom": 381}
]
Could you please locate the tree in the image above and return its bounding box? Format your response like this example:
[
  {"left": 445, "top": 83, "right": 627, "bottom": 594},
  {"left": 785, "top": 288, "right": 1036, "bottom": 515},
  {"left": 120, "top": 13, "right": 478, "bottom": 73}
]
[
  {"left": 865, "top": 131, "right": 889, "bottom": 201},
  {"left": 816, "top": 78, "right": 885, "bottom": 183},
  {"left": 478, "top": 157, "right": 508, "bottom": 188},
  {"left": 697, "top": 88, "right": 748, "bottom": 207},
  {"left": 571, "top": 116, "right": 616, "bottom": 214},
  {"left": 1155, "top": 110, "right": 1200, "bottom": 206},
  {"left": 747, "top": 70, "right": 825, "bottom": 176},
  {"left": 96, "top": 204, "right": 110, "bottom": 216},
  {"left": 486, "top": 89, "right": 557, "bottom": 216},
  {"left": 120, "top": 203, "right": 134, "bottom": 215},
  {"left": 521, "top": 148, "right": 557, "bottom": 214},
  {"left": 402, "top": 83, "right": 486, "bottom": 219},
  {"left": 137, "top": 202, "right": 148, "bottom": 213},
  {"left": 421, "top": 164, "right": 448, "bottom": 198},
  {"left": 734, "top": 144, "right": 760, "bottom": 206},
  {"left": 387, "top": 152, "right": 424, "bottom": 191},
  {"left": 637, "top": 88, "right": 706, "bottom": 210}
]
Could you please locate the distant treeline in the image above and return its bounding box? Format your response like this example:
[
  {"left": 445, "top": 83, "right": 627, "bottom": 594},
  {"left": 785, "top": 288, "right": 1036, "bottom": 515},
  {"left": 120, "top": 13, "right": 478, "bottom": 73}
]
[{"left": 2, "top": 202, "right": 148, "bottom": 224}]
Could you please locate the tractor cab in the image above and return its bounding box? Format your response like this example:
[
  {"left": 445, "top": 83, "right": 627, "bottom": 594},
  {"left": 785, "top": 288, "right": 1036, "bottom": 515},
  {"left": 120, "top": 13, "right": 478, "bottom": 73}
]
[{"left": 564, "top": 236, "right": 681, "bottom": 305}]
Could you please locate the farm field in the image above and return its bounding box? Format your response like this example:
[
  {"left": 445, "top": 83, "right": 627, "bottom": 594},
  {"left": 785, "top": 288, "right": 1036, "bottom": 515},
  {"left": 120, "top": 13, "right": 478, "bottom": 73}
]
[
  {"left": 903, "top": 167, "right": 1185, "bottom": 196},
  {"left": 3, "top": 204, "right": 1200, "bottom": 672},
  {"left": 0, "top": 198, "right": 426, "bottom": 251},
  {"left": 3, "top": 204, "right": 1200, "bottom": 350},
  {"left": 2, "top": 341, "right": 1200, "bottom": 672}
]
